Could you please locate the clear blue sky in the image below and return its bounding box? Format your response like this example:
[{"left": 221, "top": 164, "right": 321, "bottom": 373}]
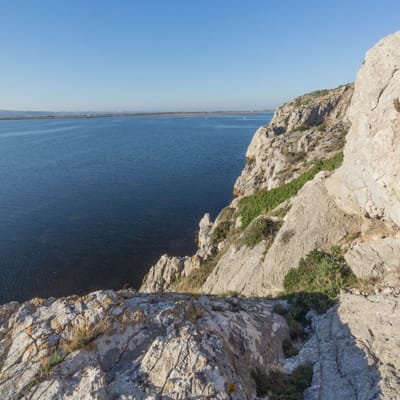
[{"left": 1, "top": 0, "right": 399, "bottom": 112}]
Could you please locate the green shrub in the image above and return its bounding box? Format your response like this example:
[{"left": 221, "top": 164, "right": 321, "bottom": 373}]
[
  {"left": 273, "top": 302, "right": 305, "bottom": 339},
  {"left": 284, "top": 249, "right": 356, "bottom": 305},
  {"left": 282, "top": 338, "right": 299, "bottom": 358},
  {"left": 210, "top": 220, "right": 232, "bottom": 244},
  {"left": 286, "top": 150, "right": 307, "bottom": 162},
  {"left": 247, "top": 156, "right": 256, "bottom": 166},
  {"left": 293, "top": 124, "right": 310, "bottom": 132},
  {"left": 238, "top": 153, "right": 343, "bottom": 229},
  {"left": 251, "top": 364, "right": 313, "bottom": 399},
  {"left": 177, "top": 257, "right": 218, "bottom": 292},
  {"left": 239, "top": 217, "right": 281, "bottom": 249}
]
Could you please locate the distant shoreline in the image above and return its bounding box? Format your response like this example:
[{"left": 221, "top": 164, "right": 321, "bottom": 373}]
[{"left": 0, "top": 110, "right": 274, "bottom": 121}]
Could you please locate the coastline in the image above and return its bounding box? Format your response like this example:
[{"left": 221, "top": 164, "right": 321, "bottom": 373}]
[{"left": 0, "top": 109, "right": 274, "bottom": 122}]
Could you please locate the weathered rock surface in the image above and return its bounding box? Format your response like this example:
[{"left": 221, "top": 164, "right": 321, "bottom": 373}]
[
  {"left": 327, "top": 32, "right": 400, "bottom": 225},
  {"left": 140, "top": 254, "right": 200, "bottom": 293},
  {"left": 286, "top": 292, "right": 400, "bottom": 399},
  {"left": 234, "top": 84, "right": 353, "bottom": 196},
  {"left": 345, "top": 236, "right": 400, "bottom": 280},
  {"left": 0, "top": 290, "right": 290, "bottom": 400}
]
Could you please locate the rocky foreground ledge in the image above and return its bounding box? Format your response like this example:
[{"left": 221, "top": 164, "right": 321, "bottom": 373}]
[
  {"left": 0, "top": 290, "right": 292, "bottom": 399},
  {"left": 1, "top": 289, "right": 399, "bottom": 399}
]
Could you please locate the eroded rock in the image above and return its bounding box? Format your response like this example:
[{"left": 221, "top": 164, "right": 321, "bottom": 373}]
[{"left": 0, "top": 291, "right": 289, "bottom": 400}]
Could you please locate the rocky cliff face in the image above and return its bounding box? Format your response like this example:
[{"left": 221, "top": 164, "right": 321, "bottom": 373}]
[
  {"left": 234, "top": 84, "right": 353, "bottom": 196},
  {"left": 139, "top": 31, "right": 400, "bottom": 399},
  {"left": 2, "top": 32, "right": 400, "bottom": 400},
  {"left": 141, "top": 84, "right": 355, "bottom": 295}
]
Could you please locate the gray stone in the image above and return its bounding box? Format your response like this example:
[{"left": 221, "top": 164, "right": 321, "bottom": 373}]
[{"left": 0, "top": 291, "right": 289, "bottom": 400}]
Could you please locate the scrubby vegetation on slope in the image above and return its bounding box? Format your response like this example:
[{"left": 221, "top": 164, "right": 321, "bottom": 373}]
[
  {"left": 284, "top": 248, "right": 357, "bottom": 311},
  {"left": 278, "top": 248, "right": 357, "bottom": 335},
  {"left": 238, "top": 153, "right": 343, "bottom": 229},
  {"left": 239, "top": 217, "right": 281, "bottom": 249},
  {"left": 252, "top": 364, "right": 313, "bottom": 399}
]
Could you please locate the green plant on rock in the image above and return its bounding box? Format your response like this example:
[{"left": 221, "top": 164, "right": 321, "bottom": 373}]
[
  {"left": 62, "top": 317, "right": 111, "bottom": 354},
  {"left": 283, "top": 248, "right": 357, "bottom": 317},
  {"left": 286, "top": 150, "right": 307, "bottom": 163},
  {"left": 239, "top": 217, "right": 281, "bottom": 249},
  {"left": 176, "top": 256, "right": 218, "bottom": 292},
  {"left": 210, "top": 220, "right": 232, "bottom": 244},
  {"left": 251, "top": 364, "right": 313, "bottom": 399},
  {"left": 284, "top": 249, "right": 356, "bottom": 301},
  {"left": 238, "top": 153, "right": 343, "bottom": 229}
]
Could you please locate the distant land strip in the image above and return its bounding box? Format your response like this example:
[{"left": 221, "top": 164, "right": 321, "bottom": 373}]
[{"left": 0, "top": 110, "right": 274, "bottom": 121}]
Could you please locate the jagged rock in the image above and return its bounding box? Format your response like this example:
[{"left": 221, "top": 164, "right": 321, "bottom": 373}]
[
  {"left": 140, "top": 214, "right": 214, "bottom": 293},
  {"left": 197, "top": 213, "right": 214, "bottom": 258},
  {"left": 203, "top": 172, "right": 361, "bottom": 296},
  {"left": 286, "top": 292, "right": 400, "bottom": 399},
  {"left": 0, "top": 291, "right": 289, "bottom": 400},
  {"left": 327, "top": 32, "right": 400, "bottom": 225},
  {"left": 140, "top": 254, "right": 199, "bottom": 293},
  {"left": 234, "top": 84, "right": 353, "bottom": 196}
]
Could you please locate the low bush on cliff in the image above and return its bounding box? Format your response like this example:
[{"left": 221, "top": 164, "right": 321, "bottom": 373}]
[
  {"left": 237, "top": 152, "right": 343, "bottom": 229},
  {"left": 251, "top": 364, "right": 313, "bottom": 399},
  {"left": 175, "top": 257, "right": 218, "bottom": 292},
  {"left": 239, "top": 217, "right": 281, "bottom": 249},
  {"left": 210, "top": 207, "right": 235, "bottom": 244},
  {"left": 211, "top": 220, "right": 232, "bottom": 244},
  {"left": 283, "top": 248, "right": 357, "bottom": 317}
]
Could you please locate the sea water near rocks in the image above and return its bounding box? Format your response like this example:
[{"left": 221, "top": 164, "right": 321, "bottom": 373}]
[{"left": 0, "top": 113, "right": 272, "bottom": 303}]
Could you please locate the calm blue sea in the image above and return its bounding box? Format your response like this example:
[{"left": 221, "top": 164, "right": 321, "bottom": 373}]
[{"left": 0, "top": 113, "right": 272, "bottom": 303}]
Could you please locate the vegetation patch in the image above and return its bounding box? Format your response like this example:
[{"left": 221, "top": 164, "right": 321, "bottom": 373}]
[
  {"left": 247, "top": 156, "right": 256, "bottom": 166},
  {"left": 239, "top": 217, "right": 281, "bottom": 249},
  {"left": 251, "top": 364, "right": 313, "bottom": 399},
  {"left": 286, "top": 150, "right": 307, "bottom": 163},
  {"left": 282, "top": 338, "right": 299, "bottom": 358},
  {"left": 284, "top": 248, "right": 356, "bottom": 313},
  {"left": 175, "top": 256, "right": 219, "bottom": 292},
  {"left": 293, "top": 124, "right": 310, "bottom": 132},
  {"left": 273, "top": 302, "right": 305, "bottom": 340},
  {"left": 227, "top": 382, "right": 237, "bottom": 394},
  {"left": 41, "top": 352, "right": 65, "bottom": 377},
  {"left": 62, "top": 317, "right": 112, "bottom": 354},
  {"left": 210, "top": 220, "right": 232, "bottom": 244},
  {"left": 237, "top": 153, "right": 343, "bottom": 229}
]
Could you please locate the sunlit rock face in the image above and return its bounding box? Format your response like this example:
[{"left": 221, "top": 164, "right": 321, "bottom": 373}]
[{"left": 327, "top": 32, "right": 400, "bottom": 225}]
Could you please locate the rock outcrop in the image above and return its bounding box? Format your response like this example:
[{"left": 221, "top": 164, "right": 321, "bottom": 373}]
[
  {"left": 286, "top": 292, "right": 400, "bottom": 399},
  {"left": 0, "top": 290, "right": 290, "bottom": 400},
  {"left": 234, "top": 84, "right": 353, "bottom": 196},
  {"left": 327, "top": 33, "right": 400, "bottom": 225}
]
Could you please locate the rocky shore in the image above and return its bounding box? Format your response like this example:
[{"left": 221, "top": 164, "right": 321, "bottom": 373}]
[{"left": 2, "top": 32, "right": 400, "bottom": 399}]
